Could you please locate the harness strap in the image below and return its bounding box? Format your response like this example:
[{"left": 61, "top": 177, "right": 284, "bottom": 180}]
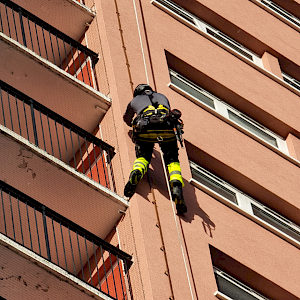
[{"left": 141, "top": 104, "right": 169, "bottom": 117}]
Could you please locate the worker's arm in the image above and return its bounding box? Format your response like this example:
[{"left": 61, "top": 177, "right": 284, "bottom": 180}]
[{"left": 123, "top": 102, "right": 135, "bottom": 126}]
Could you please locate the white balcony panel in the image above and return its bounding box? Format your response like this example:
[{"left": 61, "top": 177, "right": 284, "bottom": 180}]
[
  {"left": 0, "top": 235, "right": 112, "bottom": 300},
  {"left": 0, "top": 33, "right": 110, "bottom": 134},
  {"left": 0, "top": 127, "right": 129, "bottom": 240},
  {"left": 12, "top": 0, "right": 96, "bottom": 41}
]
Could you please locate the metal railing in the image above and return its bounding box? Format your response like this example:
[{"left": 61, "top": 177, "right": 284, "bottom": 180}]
[
  {"left": 0, "top": 0, "right": 98, "bottom": 89},
  {"left": 0, "top": 180, "right": 132, "bottom": 300},
  {"left": 0, "top": 80, "right": 116, "bottom": 191}
]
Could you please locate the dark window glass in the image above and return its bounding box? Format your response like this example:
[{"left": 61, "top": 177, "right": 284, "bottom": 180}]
[
  {"left": 215, "top": 272, "right": 266, "bottom": 300},
  {"left": 170, "top": 74, "right": 215, "bottom": 109},
  {"left": 252, "top": 204, "right": 300, "bottom": 242},
  {"left": 191, "top": 168, "right": 238, "bottom": 204},
  {"left": 228, "top": 111, "right": 277, "bottom": 147}
]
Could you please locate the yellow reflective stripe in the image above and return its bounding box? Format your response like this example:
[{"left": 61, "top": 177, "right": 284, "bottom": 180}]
[
  {"left": 143, "top": 105, "right": 168, "bottom": 113},
  {"left": 143, "top": 105, "right": 155, "bottom": 112},
  {"left": 158, "top": 104, "right": 168, "bottom": 111},
  {"left": 169, "top": 170, "right": 181, "bottom": 176},
  {"left": 132, "top": 157, "right": 149, "bottom": 175},
  {"left": 167, "top": 162, "right": 181, "bottom": 172},
  {"left": 167, "top": 162, "right": 184, "bottom": 186}
]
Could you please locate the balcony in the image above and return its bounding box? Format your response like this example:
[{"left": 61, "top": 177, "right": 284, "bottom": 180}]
[
  {"left": 11, "top": 0, "right": 96, "bottom": 41},
  {"left": 0, "top": 0, "right": 110, "bottom": 131},
  {"left": 0, "top": 80, "right": 129, "bottom": 238},
  {"left": 0, "top": 180, "right": 132, "bottom": 300}
]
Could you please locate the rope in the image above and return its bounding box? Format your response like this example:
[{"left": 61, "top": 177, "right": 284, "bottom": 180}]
[
  {"left": 132, "top": 0, "right": 149, "bottom": 84},
  {"left": 131, "top": 0, "right": 196, "bottom": 298},
  {"left": 148, "top": 172, "right": 175, "bottom": 300},
  {"left": 160, "top": 149, "right": 196, "bottom": 300}
]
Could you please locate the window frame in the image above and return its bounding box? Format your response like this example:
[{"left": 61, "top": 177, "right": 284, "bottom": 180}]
[
  {"left": 213, "top": 267, "right": 271, "bottom": 300},
  {"left": 153, "top": 0, "right": 300, "bottom": 96},
  {"left": 249, "top": 0, "right": 300, "bottom": 32},
  {"left": 169, "top": 69, "right": 289, "bottom": 155},
  {"left": 190, "top": 161, "right": 300, "bottom": 249},
  {"left": 152, "top": 0, "right": 264, "bottom": 67}
]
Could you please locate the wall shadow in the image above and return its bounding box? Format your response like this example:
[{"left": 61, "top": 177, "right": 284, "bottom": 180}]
[{"left": 148, "top": 147, "right": 216, "bottom": 237}]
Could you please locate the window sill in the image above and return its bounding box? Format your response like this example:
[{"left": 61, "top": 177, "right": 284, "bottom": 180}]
[{"left": 214, "top": 291, "right": 233, "bottom": 300}]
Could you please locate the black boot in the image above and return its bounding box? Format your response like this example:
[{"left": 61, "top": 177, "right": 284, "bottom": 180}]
[
  {"left": 124, "top": 169, "right": 142, "bottom": 198},
  {"left": 170, "top": 180, "right": 187, "bottom": 214}
]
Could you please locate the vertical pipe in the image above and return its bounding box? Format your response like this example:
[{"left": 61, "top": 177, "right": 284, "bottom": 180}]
[
  {"left": 51, "top": 218, "right": 60, "bottom": 266},
  {"left": 22, "top": 99, "right": 30, "bottom": 141},
  {"left": 92, "top": 242, "right": 101, "bottom": 290},
  {"left": 9, "top": 193, "right": 16, "bottom": 240},
  {"left": 100, "top": 246, "right": 110, "bottom": 295},
  {"left": 84, "top": 237, "right": 92, "bottom": 285},
  {"left": 26, "top": 202, "right": 33, "bottom": 250},
  {"left": 60, "top": 222, "right": 68, "bottom": 271},
  {"left": 18, "top": 8, "right": 27, "bottom": 47},
  {"left": 54, "top": 120, "right": 62, "bottom": 160},
  {"left": 30, "top": 99, "right": 39, "bottom": 146},
  {"left": 1, "top": 187, "right": 7, "bottom": 236},
  {"left": 68, "top": 227, "right": 77, "bottom": 275},
  {"left": 39, "top": 109, "right": 47, "bottom": 151},
  {"left": 17, "top": 196, "right": 24, "bottom": 245},
  {"left": 15, "top": 95, "right": 22, "bottom": 136},
  {"left": 27, "top": 18, "right": 34, "bottom": 51},
  {"left": 42, "top": 206, "right": 51, "bottom": 261},
  {"left": 76, "top": 231, "right": 85, "bottom": 281},
  {"left": 0, "top": 86, "right": 6, "bottom": 127},
  {"left": 34, "top": 208, "right": 41, "bottom": 255}
]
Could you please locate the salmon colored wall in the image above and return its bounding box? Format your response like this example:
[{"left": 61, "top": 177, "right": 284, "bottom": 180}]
[
  {"left": 261, "top": 52, "right": 283, "bottom": 79},
  {"left": 85, "top": 0, "right": 300, "bottom": 299},
  {"left": 177, "top": 0, "right": 300, "bottom": 75}
]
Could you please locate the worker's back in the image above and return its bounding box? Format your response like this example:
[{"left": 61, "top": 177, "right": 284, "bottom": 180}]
[{"left": 123, "top": 92, "right": 170, "bottom": 126}]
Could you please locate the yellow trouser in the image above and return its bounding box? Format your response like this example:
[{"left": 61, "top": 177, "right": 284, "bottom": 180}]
[
  {"left": 131, "top": 159, "right": 183, "bottom": 186},
  {"left": 167, "top": 162, "right": 184, "bottom": 186},
  {"left": 132, "top": 157, "right": 149, "bottom": 177}
]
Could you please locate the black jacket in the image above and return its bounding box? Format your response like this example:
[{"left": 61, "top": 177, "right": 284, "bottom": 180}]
[{"left": 123, "top": 92, "right": 171, "bottom": 126}]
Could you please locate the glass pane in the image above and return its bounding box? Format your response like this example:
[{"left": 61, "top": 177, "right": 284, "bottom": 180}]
[
  {"left": 228, "top": 110, "right": 277, "bottom": 147},
  {"left": 191, "top": 168, "right": 237, "bottom": 204},
  {"left": 215, "top": 273, "right": 265, "bottom": 300},
  {"left": 252, "top": 204, "right": 300, "bottom": 242},
  {"left": 156, "top": 0, "right": 195, "bottom": 25},
  {"left": 170, "top": 74, "right": 215, "bottom": 109},
  {"left": 206, "top": 28, "right": 253, "bottom": 61}
]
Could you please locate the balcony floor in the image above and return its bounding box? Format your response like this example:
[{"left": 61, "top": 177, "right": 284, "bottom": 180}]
[
  {"left": 12, "top": 0, "right": 96, "bottom": 41},
  {"left": 0, "top": 234, "right": 113, "bottom": 300},
  {"left": 0, "top": 33, "right": 110, "bottom": 134},
  {"left": 0, "top": 126, "right": 128, "bottom": 240}
]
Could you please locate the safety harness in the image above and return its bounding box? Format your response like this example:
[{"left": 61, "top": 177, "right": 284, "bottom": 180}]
[{"left": 132, "top": 91, "right": 184, "bottom": 144}]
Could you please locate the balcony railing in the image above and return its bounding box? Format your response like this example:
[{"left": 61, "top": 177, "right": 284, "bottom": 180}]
[
  {"left": 0, "top": 79, "right": 116, "bottom": 192},
  {"left": 0, "top": 0, "right": 98, "bottom": 89},
  {"left": 0, "top": 180, "right": 132, "bottom": 300}
]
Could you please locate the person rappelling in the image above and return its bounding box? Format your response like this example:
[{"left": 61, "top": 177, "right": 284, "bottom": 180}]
[{"left": 123, "top": 84, "right": 187, "bottom": 214}]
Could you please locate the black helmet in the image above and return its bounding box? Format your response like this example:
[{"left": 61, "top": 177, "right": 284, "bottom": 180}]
[{"left": 133, "top": 84, "right": 153, "bottom": 97}]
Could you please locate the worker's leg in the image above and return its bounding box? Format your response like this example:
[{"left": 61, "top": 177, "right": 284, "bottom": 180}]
[
  {"left": 124, "top": 141, "right": 153, "bottom": 198},
  {"left": 160, "top": 141, "right": 187, "bottom": 214}
]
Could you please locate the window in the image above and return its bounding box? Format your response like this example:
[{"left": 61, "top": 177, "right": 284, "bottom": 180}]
[
  {"left": 169, "top": 69, "right": 288, "bottom": 153},
  {"left": 214, "top": 267, "right": 271, "bottom": 300},
  {"left": 253, "top": 0, "right": 300, "bottom": 30},
  {"left": 282, "top": 72, "right": 300, "bottom": 92},
  {"left": 156, "top": 0, "right": 300, "bottom": 94},
  {"left": 227, "top": 110, "right": 277, "bottom": 147},
  {"left": 190, "top": 161, "right": 300, "bottom": 247},
  {"left": 169, "top": 71, "right": 215, "bottom": 109},
  {"left": 152, "top": 0, "right": 263, "bottom": 67}
]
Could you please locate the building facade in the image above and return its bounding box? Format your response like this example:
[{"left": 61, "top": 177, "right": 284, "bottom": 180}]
[{"left": 1, "top": 0, "right": 300, "bottom": 299}]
